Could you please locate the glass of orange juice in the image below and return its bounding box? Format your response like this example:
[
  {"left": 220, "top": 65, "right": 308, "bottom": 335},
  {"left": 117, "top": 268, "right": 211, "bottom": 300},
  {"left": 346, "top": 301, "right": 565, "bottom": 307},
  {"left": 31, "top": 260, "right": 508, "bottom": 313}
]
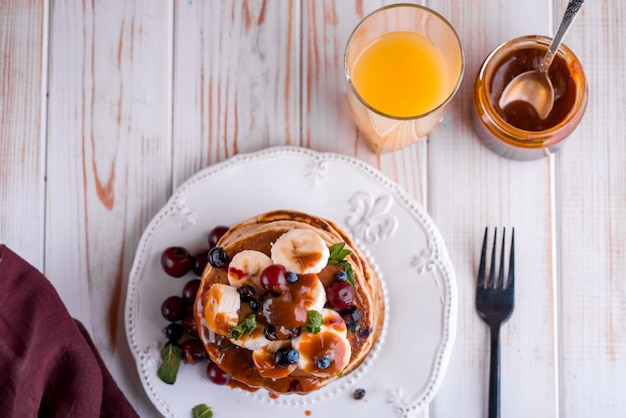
[{"left": 345, "top": 4, "right": 464, "bottom": 153}]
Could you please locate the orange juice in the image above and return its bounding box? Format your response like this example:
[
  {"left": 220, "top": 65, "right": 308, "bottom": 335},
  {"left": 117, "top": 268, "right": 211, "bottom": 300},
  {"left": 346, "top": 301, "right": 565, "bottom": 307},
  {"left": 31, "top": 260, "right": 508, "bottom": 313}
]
[{"left": 351, "top": 31, "right": 450, "bottom": 117}]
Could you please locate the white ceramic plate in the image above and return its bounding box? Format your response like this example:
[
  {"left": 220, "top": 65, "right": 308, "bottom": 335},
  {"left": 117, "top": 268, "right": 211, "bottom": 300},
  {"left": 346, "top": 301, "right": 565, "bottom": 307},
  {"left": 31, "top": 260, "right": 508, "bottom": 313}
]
[{"left": 125, "top": 146, "right": 457, "bottom": 418}]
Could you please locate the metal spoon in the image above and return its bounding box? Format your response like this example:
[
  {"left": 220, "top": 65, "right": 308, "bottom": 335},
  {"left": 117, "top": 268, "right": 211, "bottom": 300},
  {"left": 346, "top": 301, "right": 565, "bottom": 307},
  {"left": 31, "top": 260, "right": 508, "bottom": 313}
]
[{"left": 499, "top": 0, "right": 585, "bottom": 119}]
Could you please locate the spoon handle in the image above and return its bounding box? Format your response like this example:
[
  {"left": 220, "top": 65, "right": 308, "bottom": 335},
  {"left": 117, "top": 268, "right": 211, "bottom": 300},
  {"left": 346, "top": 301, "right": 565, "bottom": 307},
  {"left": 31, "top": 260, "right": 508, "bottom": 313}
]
[{"left": 540, "top": 0, "right": 585, "bottom": 74}]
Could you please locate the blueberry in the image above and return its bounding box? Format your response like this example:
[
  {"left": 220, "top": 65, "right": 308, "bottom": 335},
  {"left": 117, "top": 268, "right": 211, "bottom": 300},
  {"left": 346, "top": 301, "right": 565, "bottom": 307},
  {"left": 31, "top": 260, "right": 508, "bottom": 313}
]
[
  {"left": 164, "top": 322, "right": 185, "bottom": 342},
  {"left": 286, "top": 272, "right": 298, "bottom": 283},
  {"left": 340, "top": 305, "right": 361, "bottom": 321},
  {"left": 270, "top": 345, "right": 299, "bottom": 367},
  {"left": 264, "top": 324, "right": 278, "bottom": 341},
  {"left": 208, "top": 247, "right": 229, "bottom": 268},
  {"left": 358, "top": 326, "right": 373, "bottom": 339},
  {"left": 286, "top": 349, "right": 300, "bottom": 364},
  {"left": 248, "top": 298, "right": 260, "bottom": 311},
  {"left": 353, "top": 388, "right": 366, "bottom": 400},
  {"left": 345, "top": 319, "right": 358, "bottom": 333},
  {"left": 274, "top": 348, "right": 291, "bottom": 367},
  {"left": 340, "top": 306, "right": 361, "bottom": 332},
  {"left": 335, "top": 271, "right": 348, "bottom": 282},
  {"left": 317, "top": 356, "right": 331, "bottom": 369},
  {"left": 237, "top": 285, "right": 255, "bottom": 302}
]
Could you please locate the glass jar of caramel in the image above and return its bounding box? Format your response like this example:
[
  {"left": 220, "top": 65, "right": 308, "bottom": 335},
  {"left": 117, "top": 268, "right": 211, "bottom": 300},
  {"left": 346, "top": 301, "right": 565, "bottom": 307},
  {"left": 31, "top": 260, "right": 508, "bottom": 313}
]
[{"left": 472, "top": 35, "right": 587, "bottom": 160}]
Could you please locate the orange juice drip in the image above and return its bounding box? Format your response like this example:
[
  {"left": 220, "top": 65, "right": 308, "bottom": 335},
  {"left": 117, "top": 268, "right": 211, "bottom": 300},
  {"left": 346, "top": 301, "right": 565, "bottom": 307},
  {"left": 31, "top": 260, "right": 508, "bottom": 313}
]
[{"left": 352, "top": 31, "right": 450, "bottom": 117}]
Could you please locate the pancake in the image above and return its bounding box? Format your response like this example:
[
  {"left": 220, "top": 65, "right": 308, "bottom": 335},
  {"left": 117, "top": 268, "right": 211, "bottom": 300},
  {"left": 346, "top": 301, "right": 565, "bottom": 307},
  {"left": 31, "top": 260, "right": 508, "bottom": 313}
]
[{"left": 194, "top": 210, "right": 384, "bottom": 394}]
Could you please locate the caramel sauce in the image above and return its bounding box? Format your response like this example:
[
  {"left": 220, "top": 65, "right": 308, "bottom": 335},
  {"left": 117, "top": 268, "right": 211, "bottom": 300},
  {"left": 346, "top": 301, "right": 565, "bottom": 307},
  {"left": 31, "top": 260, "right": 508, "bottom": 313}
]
[
  {"left": 297, "top": 332, "right": 349, "bottom": 377},
  {"left": 227, "top": 378, "right": 260, "bottom": 392},
  {"left": 294, "top": 251, "right": 323, "bottom": 271},
  {"left": 203, "top": 285, "right": 236, "bottom": 335},
  {"left": 324, "top": 311, "right": 347, "bottom": 333},
  {"left": 208, "top": 339, "right": 323, "bottom": 393},
  {"left": 491, "top": 46, "right": 576, "bottom": 131},
  {"left": 261, "top": 274, "right": 319, "bottom": 329},
  {"left": 274, "top": 325, "right": 299, "bottom": 340},
  {"left": 252, "top": 346, "right": 296, "bottom": 379}
]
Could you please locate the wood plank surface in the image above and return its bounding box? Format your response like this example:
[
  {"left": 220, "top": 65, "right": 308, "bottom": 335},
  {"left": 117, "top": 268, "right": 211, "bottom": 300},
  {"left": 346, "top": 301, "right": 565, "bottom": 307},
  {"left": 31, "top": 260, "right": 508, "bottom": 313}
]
[
  {"left": 172, "top": 0, "right": 301, "bottom": 186},
  {"left": 428, "top": 0, "right": 559, "bottom": 415},
  {"left": 0, "top": 0, "right": 46, "bottom": 269},
  {"left": 556, "top": 0, "right": 626, "bottom": 416},
  {"left": 44, "top": 0, "right": 173, "bottom": 413}
]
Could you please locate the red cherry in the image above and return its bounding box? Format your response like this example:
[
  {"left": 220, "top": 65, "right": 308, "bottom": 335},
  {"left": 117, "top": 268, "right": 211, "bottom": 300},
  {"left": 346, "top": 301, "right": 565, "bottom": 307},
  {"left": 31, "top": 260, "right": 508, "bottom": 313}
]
[
  {"left": 325, "top": 281, "right": 355, "bottom": 311},
  {"left": 182, "top": 279, "right": 201, "bottom": 305},
  {"left": 208, "top": 226, "right": 230, "bottom": 248},
  {"left": 260, "top": 264, "right": 289, "bottom": 294},
  {"left": 161, "top": 296, "right": 187, "bottom": 321},
  {"left": 192, "top": 250, "right": 210, "bottom": 276},
  {"left": 207, "top": 362, "right": 231, "bottom": 385},
  {"left": 161, "top": 246, "right": 193, "bottom": 278},
  {"left": 181, "top": 339, "right": 206, "bottom": 364},
  {"left": 182, "top": 312, "right": 198, "bottom": 336}
]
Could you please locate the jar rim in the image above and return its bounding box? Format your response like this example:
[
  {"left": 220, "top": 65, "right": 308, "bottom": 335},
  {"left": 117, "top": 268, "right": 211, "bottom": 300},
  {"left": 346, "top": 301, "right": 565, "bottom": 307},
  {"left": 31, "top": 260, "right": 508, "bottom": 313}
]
[{"left": 475, "top": 35, "right": 587, "bottom": 147}]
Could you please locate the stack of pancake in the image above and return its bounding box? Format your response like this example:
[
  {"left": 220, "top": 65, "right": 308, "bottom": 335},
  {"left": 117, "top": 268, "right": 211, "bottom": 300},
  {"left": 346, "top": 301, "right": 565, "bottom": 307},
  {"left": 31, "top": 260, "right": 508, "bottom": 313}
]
[{"left": 194, "top": 210, "right": 384, "bottom": 394}]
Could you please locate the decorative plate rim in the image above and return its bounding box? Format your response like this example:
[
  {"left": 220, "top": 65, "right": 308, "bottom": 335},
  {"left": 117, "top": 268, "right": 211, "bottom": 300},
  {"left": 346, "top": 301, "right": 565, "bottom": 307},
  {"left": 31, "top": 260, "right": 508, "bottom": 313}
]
[{"left": 124, "top": 146, "right": 457, "bottom": 417}]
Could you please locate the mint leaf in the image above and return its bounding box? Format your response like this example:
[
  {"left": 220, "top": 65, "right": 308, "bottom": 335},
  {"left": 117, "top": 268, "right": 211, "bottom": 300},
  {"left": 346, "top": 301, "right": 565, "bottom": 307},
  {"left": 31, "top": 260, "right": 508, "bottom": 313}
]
[
  {"left": 306, "top": 310, "right": 323, "bottom": 334},
  {"left": 192, "top": 404, "right": 213, "bottom": 418},
  {"left": 329, "top": 242, "right": 352, "bottom": 263},
  {"left": 227, "top": 314, "right": 257, "bottom": 340},
  {"left": 157, "top": 343, "right": 182, "bottom": 384},
  {"left": 328, "top": 242, "right": 355, "bottom": 287}
]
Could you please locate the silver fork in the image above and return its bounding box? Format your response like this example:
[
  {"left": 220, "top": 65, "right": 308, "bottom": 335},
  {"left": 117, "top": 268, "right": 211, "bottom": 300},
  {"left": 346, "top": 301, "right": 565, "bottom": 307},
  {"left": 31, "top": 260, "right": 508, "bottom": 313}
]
[{"left": 475, "top": 227, "right": 515, "bottom": 418}]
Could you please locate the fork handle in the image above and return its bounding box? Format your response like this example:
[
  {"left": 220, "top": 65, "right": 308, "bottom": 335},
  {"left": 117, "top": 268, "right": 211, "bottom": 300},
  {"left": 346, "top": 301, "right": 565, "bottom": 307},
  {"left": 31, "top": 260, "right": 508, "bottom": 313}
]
[{"left": 489, "top": 325, "right": 501, "bottom": 418}]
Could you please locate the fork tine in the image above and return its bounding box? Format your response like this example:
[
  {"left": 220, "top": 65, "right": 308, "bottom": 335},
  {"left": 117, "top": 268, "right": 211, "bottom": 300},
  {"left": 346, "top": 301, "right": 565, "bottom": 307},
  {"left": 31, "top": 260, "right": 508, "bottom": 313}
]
[
  {"left": 488, "top": 228, "right": 497, "bottom": 288},
  {"left": 508, "top": 228, "right": 515, "bottom": 288},
  {"left": 477, "top": 227, "right": 488, "bottom": 288},
  {"left": 497, "top": 228, "right": 506, "bottom": 288}
]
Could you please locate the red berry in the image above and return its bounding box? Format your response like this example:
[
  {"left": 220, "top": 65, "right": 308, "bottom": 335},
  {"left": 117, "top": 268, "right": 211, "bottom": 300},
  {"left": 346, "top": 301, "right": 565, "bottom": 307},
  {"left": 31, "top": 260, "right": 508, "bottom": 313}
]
[
  {"left": 207, "top": 362, "right": 231, "bottom": 385},
  {"left": 208, "top": 226, "right": 230, "bottom": 248},
  {"left": 182, "top": 312, "right": 198, "bottom": 336},
  {"left": 192, "top": 250, "right": 210, "bottom": 276},
  {"left": 161, "top": 246, "right": 193, "bottom": 278},
  {"left": 181, "top": 339, "right": 206, "bottom": 364},
  {"left": 161, "top": 296, "right": 187, "bottom": 321},
  {"left": 182, "top": 279, "right": 201, "bottom": 305},
  {"left": 260, "top": 264, "right": 289, "bottom": 294},
  {"left": 325, "top": 281, "right": 355, "bottom": 311}
]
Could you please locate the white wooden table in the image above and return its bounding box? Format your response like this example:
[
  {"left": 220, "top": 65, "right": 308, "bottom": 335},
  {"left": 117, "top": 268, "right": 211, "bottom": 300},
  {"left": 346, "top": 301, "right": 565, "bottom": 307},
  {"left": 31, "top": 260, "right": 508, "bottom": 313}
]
[{"left": 1, "top": 1, "right": 624, "bottom": 417}]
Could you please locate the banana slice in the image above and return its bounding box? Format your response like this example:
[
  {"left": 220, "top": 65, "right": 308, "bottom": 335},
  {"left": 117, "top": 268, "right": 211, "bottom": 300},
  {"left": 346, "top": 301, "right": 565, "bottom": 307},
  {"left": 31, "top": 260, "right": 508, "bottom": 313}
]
[
  {"left": 307, "top": 275, "right": 327, "bottom": 312},
  {"left": 230, "top": 324, "right": 273, "bottom": 351},
  {"left": 202, "top": 283, "right": 241, "bottom": 336},
  {"left": 291, "top": 308, "right": 351, "bottom": 378},
  {"left": 227, "top": 250, "right": 273, "bottom": 289},
  {"left": 270, "top": 229, "right": 330, "bottom": 274}
]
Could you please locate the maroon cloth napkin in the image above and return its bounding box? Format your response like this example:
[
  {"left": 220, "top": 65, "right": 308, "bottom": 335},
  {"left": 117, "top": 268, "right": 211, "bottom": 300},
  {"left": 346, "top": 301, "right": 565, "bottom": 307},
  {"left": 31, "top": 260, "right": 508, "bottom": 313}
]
[{"left": 0, "top": 245, "right": 139, "bottom": 417}]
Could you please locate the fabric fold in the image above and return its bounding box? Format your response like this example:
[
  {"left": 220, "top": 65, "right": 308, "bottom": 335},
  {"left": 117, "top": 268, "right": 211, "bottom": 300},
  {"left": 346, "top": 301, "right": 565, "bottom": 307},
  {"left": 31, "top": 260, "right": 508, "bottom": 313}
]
[{"left": 0, "top": 244, "right": 138, "bottom": 418}]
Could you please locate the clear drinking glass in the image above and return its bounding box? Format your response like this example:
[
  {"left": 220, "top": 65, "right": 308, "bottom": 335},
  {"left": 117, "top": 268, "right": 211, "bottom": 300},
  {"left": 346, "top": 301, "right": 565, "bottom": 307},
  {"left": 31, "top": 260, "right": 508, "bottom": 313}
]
[{"left": 344, "top": 4, "right": 464, "bottom": 153}]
